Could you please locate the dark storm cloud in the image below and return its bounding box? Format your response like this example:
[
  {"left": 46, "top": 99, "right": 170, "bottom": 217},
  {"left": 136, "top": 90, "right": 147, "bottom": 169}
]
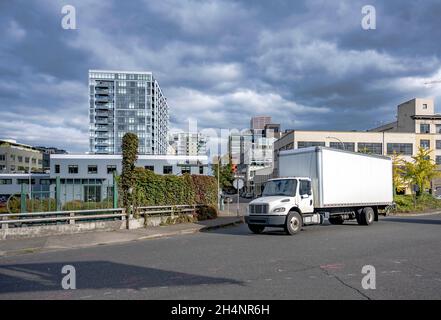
[{"left": 0, "top": 0, "right": 440, "bottom": 152}]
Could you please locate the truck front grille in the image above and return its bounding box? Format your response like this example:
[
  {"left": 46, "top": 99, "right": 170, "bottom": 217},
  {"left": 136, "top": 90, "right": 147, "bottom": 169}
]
[{"left": 249, "top": 204, "right": 269, "bottom": 214}]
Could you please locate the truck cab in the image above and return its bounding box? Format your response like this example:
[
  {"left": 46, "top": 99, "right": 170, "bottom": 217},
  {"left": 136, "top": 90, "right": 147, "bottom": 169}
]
[{"left": 245, "top": 177, "right": 322, "bottom": 235}]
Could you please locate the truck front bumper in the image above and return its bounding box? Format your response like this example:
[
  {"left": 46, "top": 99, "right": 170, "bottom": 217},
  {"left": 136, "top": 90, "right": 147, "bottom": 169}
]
[{"left": 245, "top": 215, "right": 286, "bottom": 227}]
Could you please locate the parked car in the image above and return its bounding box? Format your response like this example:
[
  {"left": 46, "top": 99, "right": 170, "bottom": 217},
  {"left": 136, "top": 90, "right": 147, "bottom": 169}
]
[{"left": 222, "top": 195, "right": 233, "bottom": 203}]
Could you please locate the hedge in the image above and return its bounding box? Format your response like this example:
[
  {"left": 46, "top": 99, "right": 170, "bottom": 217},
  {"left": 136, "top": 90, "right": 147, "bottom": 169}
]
[{"left": 129, "top": 167, "right": 218, "bottom": 208}]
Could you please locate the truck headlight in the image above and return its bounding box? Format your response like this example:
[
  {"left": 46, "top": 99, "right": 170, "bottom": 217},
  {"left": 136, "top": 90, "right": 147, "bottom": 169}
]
[{"left": 272, "top": 207, "right": 286, "bottom": 213}]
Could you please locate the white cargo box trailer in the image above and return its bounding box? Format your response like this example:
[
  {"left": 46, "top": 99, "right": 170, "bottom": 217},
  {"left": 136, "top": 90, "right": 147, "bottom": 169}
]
[
  {"left": 278, "top": 147, "right": 393, "bottom": 208},
  {"left": 245, "top": 146, "right": 394, "bottom": 235}
]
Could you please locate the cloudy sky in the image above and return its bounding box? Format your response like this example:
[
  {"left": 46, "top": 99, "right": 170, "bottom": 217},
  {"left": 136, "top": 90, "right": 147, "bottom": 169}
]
[{"left": 1, "top": 0, "right": 441, "bottom": 152}]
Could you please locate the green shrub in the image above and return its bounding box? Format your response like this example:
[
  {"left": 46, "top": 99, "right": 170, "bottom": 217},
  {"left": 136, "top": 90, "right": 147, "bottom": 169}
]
[
  {"left": 393, "top": 193, "right": 441, "bottom": 213},
  {"left": 0, "top": 197, "right": 57, "bottom": 213},
  {"left": 196, "top": 205, "right": 218, "bottom": 220},
  {"left": 62, "top": 200, "right": 113, "bottom": 211}
]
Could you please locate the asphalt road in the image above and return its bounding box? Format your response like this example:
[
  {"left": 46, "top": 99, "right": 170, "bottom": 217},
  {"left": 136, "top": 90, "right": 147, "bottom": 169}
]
[{"left": 0, "top": 214, "right": 440, "bottom": 300}]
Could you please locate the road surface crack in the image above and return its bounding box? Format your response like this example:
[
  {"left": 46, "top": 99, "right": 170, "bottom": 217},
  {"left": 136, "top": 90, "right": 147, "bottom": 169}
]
[{"left": 320, "top": 268, "right": 372, "bottom": 300}]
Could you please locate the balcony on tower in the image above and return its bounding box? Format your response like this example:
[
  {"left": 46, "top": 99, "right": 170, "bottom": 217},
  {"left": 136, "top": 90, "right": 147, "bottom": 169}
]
[
  {"left": 95, "top": 139, "right": 110, "bottom": 147},
  {"left": 95, "top": 110, "right": 109, "bottom": 117},
  {"left": 95, "top": 102, "right": 111, "bottom": 110},
  {"left": 95, "top": 88, "right": 111, "bottom": 95},
  {"left": 95, "top": 95, "right": 112, "bottom": 103},
  {"left": 95, "top": 81, "right": 113, "bottom": 89},
  {"left": 95, "top": 117, "right": 109, "bottom": 125}
]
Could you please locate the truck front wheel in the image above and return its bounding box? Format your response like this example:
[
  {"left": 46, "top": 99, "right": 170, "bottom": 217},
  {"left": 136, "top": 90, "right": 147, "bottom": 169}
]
[
  {"left": 285, "top": 212, "right": 302, "bottom": 235},
  {"left": 358, "top": 207, "right": 374, "bottom": 226},
  {"left": 248, "top": 224, "right": 265, "bottom": 234}
]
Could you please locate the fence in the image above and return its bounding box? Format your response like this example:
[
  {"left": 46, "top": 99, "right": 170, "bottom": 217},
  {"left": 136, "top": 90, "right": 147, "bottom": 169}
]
[
  {"left": 0, "top": 205, "right": 199, "bottom": 230},
  {"left": 6, "top": 176, "right": 118, "bottom": 214}
]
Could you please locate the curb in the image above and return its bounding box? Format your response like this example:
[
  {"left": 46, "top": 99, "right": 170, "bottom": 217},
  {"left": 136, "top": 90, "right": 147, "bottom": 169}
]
[
  {"left": 200, "top": 219, "right": 244, "bottom": 232},
  {"left": 137, "top": 219, "right": 244, "bottom": 240},
  {"left": 388, "top": 211, "right": 441, "bottom": 217},
  {"left": 0, "top": 219, "right": 244, "bottom": 258}
]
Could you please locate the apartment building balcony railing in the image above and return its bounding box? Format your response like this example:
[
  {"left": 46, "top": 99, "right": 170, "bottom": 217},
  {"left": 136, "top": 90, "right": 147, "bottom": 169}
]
[
  {"left": 95, "top": 111, "right": 110, "bottom": 117},
  {"left": 95, "top": 149, "right": 110, "bottom": 154},
  {"left": 95, "top": 81, "right": 113, "bottom": 89},
  {"left": 95, "top": 118, "right": 109, "bottom": 124},
  {"left": 94, "top": 133, "right": 110, "bottom": 138},
  {"left": 95, "top": 95, "right": 112, "bottom": 102},
  {"left": 95, "top": 88, "right": 111, "bottom": 95},
  {"left": 95, "top": 103, "right": 112, "bottom": 110},
  {"left": 95, "top": 141, "right": 110, "bottom": 147}
]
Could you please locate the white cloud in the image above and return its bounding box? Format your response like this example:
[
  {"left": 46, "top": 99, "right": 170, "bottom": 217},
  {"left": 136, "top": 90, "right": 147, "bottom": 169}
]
[
  {"left": 167, "top": 87, "right": 330, "bottom": 129},
  {"left": 6, "top": 20, "right": 26, "bottom": 41},
  {"left": 254, "top": 31, "right": 411, "bottom": 81},
  {"left": 144, "top": 0, "right": 253, "bottom": 35},
  {"left": 0, "top": 118, "right": 88, "bottom": 152}
]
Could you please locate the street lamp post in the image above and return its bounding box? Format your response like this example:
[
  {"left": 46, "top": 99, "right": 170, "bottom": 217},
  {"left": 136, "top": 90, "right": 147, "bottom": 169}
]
[
  {"left": 28, "top": 156, "right": 32, "bottom": 199},
  {"left": 217, "top": 155, "right": 220, "bottom": 210},
  {"left": 327, "top": 136, "right": 345, "bottom": 150}
]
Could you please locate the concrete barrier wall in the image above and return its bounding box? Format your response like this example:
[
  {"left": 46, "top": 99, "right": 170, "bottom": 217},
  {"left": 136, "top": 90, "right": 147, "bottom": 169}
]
[{"left": 0, "top": 220, "right": 127, "bottom": 240}]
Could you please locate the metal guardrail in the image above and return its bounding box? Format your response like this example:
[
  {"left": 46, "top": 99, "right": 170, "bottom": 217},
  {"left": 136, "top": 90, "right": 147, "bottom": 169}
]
[
  {"left": 137, "top": 205, "right": 198, "bottom": 216},
  {"left": 0, "top": 205, "right": 200, "bottom": 229}
]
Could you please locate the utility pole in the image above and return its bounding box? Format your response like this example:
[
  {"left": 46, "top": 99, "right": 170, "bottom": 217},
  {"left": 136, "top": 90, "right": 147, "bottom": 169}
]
[{"left": 217, "top": 155, "right": 221, "bottom": 210}]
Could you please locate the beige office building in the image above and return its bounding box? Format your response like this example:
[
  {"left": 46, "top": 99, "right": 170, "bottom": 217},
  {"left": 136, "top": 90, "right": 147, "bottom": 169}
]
[
  {"left": 269, "top": 98, "right": 441, "bottom": 196},
  {"left": 0, "top": 139, "right": 43, "bottom": 173}
]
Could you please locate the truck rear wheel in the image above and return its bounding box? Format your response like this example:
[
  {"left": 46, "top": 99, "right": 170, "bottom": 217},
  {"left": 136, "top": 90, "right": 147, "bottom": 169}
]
[
  {"left": 358, "top": 207, "right": 374, "bottom": 225},
  {"left": 328, "top": 216, "right": 344, "bottom": 225},
  {"left": 248, "top": 224, "right": 265, "bottom": 234},
  {"left": 285, "top": 212, "right": 302, "bottom": 235}
]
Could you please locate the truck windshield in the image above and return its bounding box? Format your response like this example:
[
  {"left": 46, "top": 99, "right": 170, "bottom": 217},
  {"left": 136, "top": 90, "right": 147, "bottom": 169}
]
[{"left": 262, "top": 179, "right": 297, "bottom": 197}]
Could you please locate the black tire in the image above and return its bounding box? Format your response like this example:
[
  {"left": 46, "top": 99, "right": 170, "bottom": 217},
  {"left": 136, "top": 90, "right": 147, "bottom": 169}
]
[
  {"left": 285, "top": 212, "right": 302, "bottom": 235},
  {"left": 355, "top": 209, "right": 363, "bottom": 224},
  {"left": 328, "top": 216, "right": 344, "bottom": 225},
  {"left": 358, "top": 207, "right": 374, "bottom": 226},
  {"left": 248, "top": 224, "right": 265, "bottom": 234}
]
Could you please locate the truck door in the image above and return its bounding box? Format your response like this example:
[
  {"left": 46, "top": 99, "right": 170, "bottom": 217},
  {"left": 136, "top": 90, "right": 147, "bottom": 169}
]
[{"left": 298, "top": 179, "right": 314, "bottom": 213}]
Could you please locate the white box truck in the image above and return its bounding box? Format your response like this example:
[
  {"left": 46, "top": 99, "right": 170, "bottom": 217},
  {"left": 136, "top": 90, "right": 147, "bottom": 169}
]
[{"left": 245, "top": 147, "right": 394, "bottom": 235}]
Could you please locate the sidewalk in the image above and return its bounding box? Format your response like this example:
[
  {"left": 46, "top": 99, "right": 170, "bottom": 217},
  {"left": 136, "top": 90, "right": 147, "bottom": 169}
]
[{"left": 0, "top": 216, "right": 243, "bottom": 257}]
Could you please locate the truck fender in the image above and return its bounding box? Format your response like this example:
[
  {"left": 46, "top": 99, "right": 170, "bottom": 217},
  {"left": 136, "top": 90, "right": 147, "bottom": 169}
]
[{"left": 288, "top": 207, "right": 302, "bottom": 215}]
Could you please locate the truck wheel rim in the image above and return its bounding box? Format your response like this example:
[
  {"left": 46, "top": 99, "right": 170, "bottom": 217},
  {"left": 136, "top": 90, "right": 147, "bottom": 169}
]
[
  {"left": 290, "top": 217, "right": 300, "bottom": 231},
  {"left": 368, "top": 211, "right": 374, "bottom": 223}
]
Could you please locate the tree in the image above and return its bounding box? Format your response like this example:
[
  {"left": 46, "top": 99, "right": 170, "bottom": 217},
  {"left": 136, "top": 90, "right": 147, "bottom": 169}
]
[
  {"left": 391, "top": 152, "right": 407, "bottom": 195},
  {"left": 120, "top": 133, "right": 138, "bottom": 213},
  {"left": 212, "top": 156, "right": 234, "bottom": 190},
  {"left": 404, "top": 147, "right": 440, "bottom": 196}
]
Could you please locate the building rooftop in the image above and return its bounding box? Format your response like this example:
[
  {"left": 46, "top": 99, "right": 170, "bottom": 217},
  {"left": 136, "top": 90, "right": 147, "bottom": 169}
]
[
  {"left": 51, "top": 154, "right": 208, "bottom": 161},
  {"left": 0, "top": 173, "right": 50, "bottom": 177},
  {"left": 411, "top": 115, "right": 441, "bottom": 120},
  {"left": 89, "top": 69, "right": 153, "bottom": 75},
  {"left": 0, "top": 139, "right": 39, "bottom": 151}
]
